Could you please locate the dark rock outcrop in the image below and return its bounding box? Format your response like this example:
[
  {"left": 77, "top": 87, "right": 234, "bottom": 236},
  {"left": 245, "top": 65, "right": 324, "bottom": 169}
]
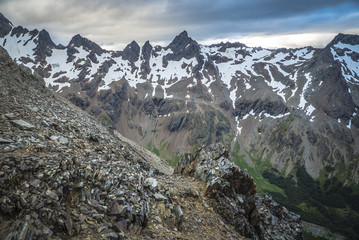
[
  {"left": 0, "top": 13, "right": 12, "bottom": 37},
  {"left": 122, "top": 40, "right": 140, "bottom": 62},
  {"left": 67, "top": 34, "right": 105, "bottom": 57},
  {"left": 233, "top": 99, "right": 288, "bottom": 118},
  {"left": 33, "top": 29, "right": 57, "bottom": 60},
  {"left": 175, "top": 143, "right": 303, "bottom": 240}
]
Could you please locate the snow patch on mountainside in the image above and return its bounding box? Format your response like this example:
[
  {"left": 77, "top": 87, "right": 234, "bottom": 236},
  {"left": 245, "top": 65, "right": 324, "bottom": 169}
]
[
  {"left": 297, "top": 73, "right": 316, "bottom": 116},
  {"left": 2, "top": 32, "right": 37, "bottom": 62},
  {"left": 331, "top": 42, "right": 359, "bottom": 85},
  {"left": 264, "top": 65, "right": 286, "bottom": 101},
  {"left": 298, "top": 73, "right": 311, "bottom": 109}
]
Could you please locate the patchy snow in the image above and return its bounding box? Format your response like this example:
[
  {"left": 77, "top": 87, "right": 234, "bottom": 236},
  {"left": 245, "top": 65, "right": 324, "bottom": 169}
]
[
  {"left": 305, "top": 104, "right": 315, "bottom": 115},
  {"left": 262, "top": 112, "right": 290, "bottom": 119},
  {"left": 3, "top": 31, "right": 37, "bottom": 62},
  {"left": 298, "top": 73, "right": 312, "bottom": 109},
  {"left": 264, "top": 65, "right": 286, "bottom": 101},
  {"left": 242, "top": 110, "right": 255, "bottom": 120},
  {"left": 232, "top": 116, "right": 242, "bottom": 145},
  {"left": 331, "top": 42, "right": 359, "bottom": 85},
  {"left": 347, "top": 119, "right": 352, "bottom": 129},
  {"left": 230, "top": 87, "right": 237, "bottom": 108},
  {"left": 201, "top": 45, "right": 314, "bottom": 103}
]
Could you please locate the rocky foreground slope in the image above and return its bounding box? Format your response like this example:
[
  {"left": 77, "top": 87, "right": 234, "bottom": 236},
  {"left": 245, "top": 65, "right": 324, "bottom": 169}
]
[{"left": 0, "top": 46, "right": 302, "bottom": 239}]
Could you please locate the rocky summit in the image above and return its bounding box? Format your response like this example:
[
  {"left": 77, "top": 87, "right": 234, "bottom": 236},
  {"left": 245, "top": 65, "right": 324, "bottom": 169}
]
[
  {"left": 175, "top": 143, "right": 303, "bottom": 239},
  {"left": 0, "top": 45, "right": 303, "bottom": 239}
]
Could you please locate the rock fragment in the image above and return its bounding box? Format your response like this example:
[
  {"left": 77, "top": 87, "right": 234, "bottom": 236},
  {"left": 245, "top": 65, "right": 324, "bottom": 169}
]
[{"left": 10, "top": 119, "right": 35, "bottom": 130}]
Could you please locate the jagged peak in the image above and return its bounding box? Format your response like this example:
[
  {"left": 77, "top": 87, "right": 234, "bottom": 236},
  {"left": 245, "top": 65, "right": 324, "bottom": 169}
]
[
  {"left": 68, "top": 34, "right": 87, "bottom": 47},
  {"left": 143, "top": 40, "right": 152, "bottom": 48},
  {"left": 10, "top": 25, "right": 29, "bottom": 37},
  {"left": 1, "top": 13, "right": 15, "bottom": 37},
  {"left": 179, "top": 30, "right": 188, "bottom": 38},
  {"left": 167, "top": 30, "right": 198, "bottom": 51},
  {"left": 327, "top": 33, "right": 359, "bottom": 48},
  {"left": 68, "top": 34, "right": 105, "bottom": 55},
  {"left": 122, "top": 40, "right": 141, "bottom": 62},
  {"left": 141, "top": 40, "right": 153, "bottom": 63},
  {"left": 37, "top": 29, "right": 56, "bottom": 48},
  {"left": 126, "top": 40, "right": 140, "bottom": 49},
  {"left": 0, "top": 12, "right": 13, "bottom": 26}
]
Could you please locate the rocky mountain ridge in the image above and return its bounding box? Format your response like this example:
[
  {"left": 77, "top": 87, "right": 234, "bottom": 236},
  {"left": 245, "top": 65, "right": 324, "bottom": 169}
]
[{"left": 0, "top": 45, "right": 302, "bottom": 239}]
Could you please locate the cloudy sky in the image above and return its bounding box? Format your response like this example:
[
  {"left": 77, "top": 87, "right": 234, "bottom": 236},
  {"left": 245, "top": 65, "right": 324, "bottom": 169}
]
[{"left": 1, "top": 0, "right": 359, "bottom": 50}]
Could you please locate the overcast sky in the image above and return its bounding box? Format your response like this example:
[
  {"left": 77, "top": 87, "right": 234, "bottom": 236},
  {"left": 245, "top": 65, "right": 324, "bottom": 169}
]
[{"left": 1, "top": 0, "right": 359, "bottom": 50}]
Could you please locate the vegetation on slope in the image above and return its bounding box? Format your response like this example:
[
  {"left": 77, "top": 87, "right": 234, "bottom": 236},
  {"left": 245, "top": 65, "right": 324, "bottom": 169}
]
[{"left": 231, "top": 142, "right": 359, "bottom": 239}]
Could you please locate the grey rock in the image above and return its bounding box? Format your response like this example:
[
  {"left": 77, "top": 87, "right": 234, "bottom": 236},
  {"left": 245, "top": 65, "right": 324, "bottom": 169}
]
[
  {"left": 50, "top": 135, "right": 69, "bottom": 144},
  {"left": 153, "top": 193, "right": 167, "bottom": 201},
  {"left": 4, "top": 113, "right": 16, "bottom": 119},
  {"left": 109, "top": 202, "right": 123, "bottom": 215},
  {"left": 144, "top": 177, "right": 158, "bottom": 191},
  {"left": 30, "top": 179, "right": 41, "bottom": 188},
  {"left": 10, "top": 119, "right": 35, "bottom": 130},
  {"left": 1, "top": 220, "right": 35, "bottom": 240},
  {"left": 0, "top": 137, "right": 13, "bottom": 144},
  {"left": 40, "top": 120, "right": 50, "bottom": 127},
  {"left": 173, "top": 205, "right": 183, "bottom": 218},
  {"left": 45, "top": 190, "right": 58, "bottom": 200},
  {"left": 113, "top": 219, "right": 129, "bottom": 232}
]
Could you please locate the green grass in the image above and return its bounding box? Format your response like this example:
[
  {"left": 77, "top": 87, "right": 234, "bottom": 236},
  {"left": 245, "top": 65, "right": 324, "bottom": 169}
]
[
  {"left": 263, "top": 167, "right": 359, "bottom": 239},
  {"left": 100, "top": 113, "right": 112, "bottom": 125},
  {"left": 230, "top": 142, "right": 285, "bottom": 194},
  {"left": 230, "top": 138, "right": 359, "bottom": 239},
  {"left": 146, "top": 139, "right": 182, "bottom": 167}
]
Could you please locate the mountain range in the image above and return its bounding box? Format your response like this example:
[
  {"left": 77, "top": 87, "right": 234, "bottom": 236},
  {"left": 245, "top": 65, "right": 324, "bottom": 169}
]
[
  {"left": 0, "top": 24, "right": 303, "bottom": 240},
  {"left": 1, "top": 12, "right": 359, "bottom": 238}
]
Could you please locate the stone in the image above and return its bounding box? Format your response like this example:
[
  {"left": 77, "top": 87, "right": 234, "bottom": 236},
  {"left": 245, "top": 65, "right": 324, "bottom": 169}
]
[
  {"left": 10, "top": 119, "right": 35, "bottom": 130},
  {"left": 113, "top": 220, "right": 129, "bottom": 233},
  {"left": 40, "top": 120, "right": 50, "bottom": 127},
  {"left": 0, "top": 137, "right": 13, "bottom": 144},
  {"left": 1, "top": 220, "right": 35, "bottom": 239},
  {"left": 50, "top": 135, "right": 69, "bottom": 144},
  {"left": 109, "top": 202, "right": 123, "bottom": 216},
  {"left": 154, "top": 216, "right": 162, "bottom": 223},
  {"left": 45, "top": 190, "right": 58, "bottom": 200},
  {"left": 30, "top": 179, "right": 41, "bottom": 188},
  {"left": 144, "top": 177, "right": 158, "bottom": 191},
  {"left": 153, "top": 193, "right": 167, "bottom": 201},
  {"left": 173, "top": 205, "right": 183, "bottom": 218},
  {"left": 4, "top": 113, "right": 16, "bottom": 119}
]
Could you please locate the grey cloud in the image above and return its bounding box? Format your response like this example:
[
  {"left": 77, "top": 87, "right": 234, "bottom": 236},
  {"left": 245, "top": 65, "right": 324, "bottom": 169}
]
[{"left": 0, "top": 0, "right": 358, "bottom": 49}]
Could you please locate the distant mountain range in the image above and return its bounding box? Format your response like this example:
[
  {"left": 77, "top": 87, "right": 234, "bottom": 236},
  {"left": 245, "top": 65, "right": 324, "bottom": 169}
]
[{"left": 1, "top": 12, "right": 359, "bottom": 238}]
